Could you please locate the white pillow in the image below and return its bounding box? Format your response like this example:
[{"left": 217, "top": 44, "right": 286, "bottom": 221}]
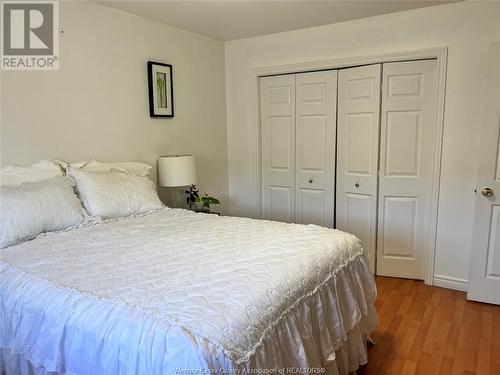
[
  {"left": 0, "top": 176, "right": 86, "bottom": 248},
  {"left": 0, "top": 160, "right": 63, "bottom": 186},
  {"left": 68, "top": 168, "right": 163, "bottom": 219},
  {"left": 69, "top": 160, "right": 152, "bottom": 177}
]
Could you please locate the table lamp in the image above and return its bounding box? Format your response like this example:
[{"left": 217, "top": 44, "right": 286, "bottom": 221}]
[{"left": 158, "top": 155, "right": 197, "bottom": 207}]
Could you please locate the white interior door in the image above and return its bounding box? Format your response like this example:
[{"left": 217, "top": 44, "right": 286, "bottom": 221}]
[
  {"left": 336, "top": 64, "right": 381, "bottom": 272},
  {"left": 377, "top": 60, "right": 437, "bottom": 280},
  {"left": 295, "top": 70, "right": 337, "bottom": 227},
  {"left": 260, "top": 74, "right": 296, "bottom": 222},
  {"left": 468, "top": 43, "right": 500, "bottom": 305}
]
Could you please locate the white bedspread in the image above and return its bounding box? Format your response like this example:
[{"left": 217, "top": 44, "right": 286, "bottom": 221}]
[{"left": 0, "top": 208, "right": 377, "bottom": 374}]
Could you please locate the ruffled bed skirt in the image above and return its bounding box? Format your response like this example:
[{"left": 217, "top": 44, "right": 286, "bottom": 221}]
[{"left": 0, "top": 256, "right": 377, "bottom": 375}]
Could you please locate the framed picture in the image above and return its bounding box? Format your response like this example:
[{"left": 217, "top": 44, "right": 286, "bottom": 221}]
[{"left": 147, "top": 61, "right": 174, "bottom": 117}]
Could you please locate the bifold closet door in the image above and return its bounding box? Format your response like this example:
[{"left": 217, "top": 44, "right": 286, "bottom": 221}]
[
  {"left": 336, "top": 64, "right": 382, "bottom": 272},
  {"left": 376, "top": 60, "right": 437, "bottom": 280},
  {"left": 295, "top": 70, "right": 337, "bottom": 227},
  {"left": 260, "top": 74, "right": 296, "bottom": 223},
  {"left": 261, "top": 71, "right": 336, "bottom": 226}
]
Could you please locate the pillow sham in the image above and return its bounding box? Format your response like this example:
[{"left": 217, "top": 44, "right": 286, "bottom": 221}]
[
  {"left": 69, "top": 160, "right": 152, "bottom": 177},
  {"left": 67, "top": 168, "right": 163, "bottom": 219},
  {"left": 0, "top": 176, "right": 86, "bottom": 248},
  {"left": 0, "top": 160, "right": 63, "bottom": 186}
]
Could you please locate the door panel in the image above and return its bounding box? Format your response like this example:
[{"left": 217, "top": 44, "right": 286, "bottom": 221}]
[
  {"left": 269, "top": 186, "right": 293, "bottom": 223},
  {"left": 345, "top": 193, "right": 373, "bottom": 255},
  {"left": 296, "top": 188, "right": 325, "bottom": 226},
  {"left": 387, "top": 73, "right": 423, "bottom": 98},
  {"left": 260, "top": 75, "right": 295, "bottom": 222},
  {"left": 346, "top": 113, "right": 374, "bottom": 175},
  {"left": 382, "top": 196, "right": 418, "bottom": 258},
  {"left": 269, "top": 117, "right": 292, "bottom": 170},
  {"left": 377, "top": 60, "right": 437, "bottom": 280},
  {"left": 468, "top": 43, "right": 500, "bottom": 305},
  {"left": 337, "top": 64, "right": 381, "bottom": 272},
  {"left": 385, "top": 110, "right": 421, "bottom": 176},
  {"left": 295, "top": 70, "right": 337, "bottom": 227},
  {"left": 486, "top": 206, "right": 500, "bottom": 279},
  {"left": 299, "top": 115, "right": 326, "bottom": 170}
]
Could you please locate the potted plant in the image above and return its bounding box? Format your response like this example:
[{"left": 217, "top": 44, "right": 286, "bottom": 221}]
[{"left": 185, "top": 185, "right": 220, "bottom": 213}]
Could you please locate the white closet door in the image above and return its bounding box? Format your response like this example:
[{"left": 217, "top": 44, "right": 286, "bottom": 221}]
[
  {"left": 295, "top": 70, "right": 337, "bottom": 227},
  {"left": 468, "top": 43, "right": 500, "bottom": 305},
  {"left": 337, "top": 64, "right": 381, "bottom": 272},
  {"left": 377, "top": 60, "right": 437, "bottom": 280},
  {"left": 260, "top": 74, "right": 296, "bottom": 223}
]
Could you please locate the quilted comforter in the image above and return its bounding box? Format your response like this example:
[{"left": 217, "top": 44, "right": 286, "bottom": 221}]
[{"left": 0, "top": 208, "right": 377, "bottom": 375}]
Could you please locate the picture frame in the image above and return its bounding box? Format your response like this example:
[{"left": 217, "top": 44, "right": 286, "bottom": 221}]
[{"left": 147, "top": 61, "right": 174, "bottom": 117}]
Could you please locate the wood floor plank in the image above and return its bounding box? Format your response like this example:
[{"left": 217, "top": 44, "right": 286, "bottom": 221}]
[
  {"left": 477, "top": 338, "right": 492, "bottom": 375},
  {"left": 491, "top": 343, "right": 500, "bottom": 374},
  {"left": 463, "top": 302, "right": 482, "bottom": 372},
  {"left": 407, "top": 304, "right": 435, "bottom": 363},
  {"left": 414, "top": 352, "right": 437, "bottom": 375},
  {"left": 492, "top": 308, "right": 500, "bottom": 345},
  {"left": 476, "top": 311, "right": 494, "bottom": 375},
  {"left": 445, "top": 294, "right": 465, "bottom": 359},
  {"left": 396, "top": 295, "right": 413, "bottom": 317},
  {"left": 401, "top": 360, "right": 417, "bottom": 375},
  {"left": 439, "top": 356, "right": 454, "bottom": 375},
  {"left": 357, "top": 276, "right": 500, "bottom": 375}
]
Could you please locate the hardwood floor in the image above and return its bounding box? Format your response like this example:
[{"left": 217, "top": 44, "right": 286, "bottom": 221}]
[{"left": 357, "top": 276, "right": 500, "bottom": 375}]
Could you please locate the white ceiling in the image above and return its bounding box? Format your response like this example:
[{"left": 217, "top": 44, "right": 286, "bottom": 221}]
[{"left": 96, "top": 0, "right": 460, "bottom": 41}]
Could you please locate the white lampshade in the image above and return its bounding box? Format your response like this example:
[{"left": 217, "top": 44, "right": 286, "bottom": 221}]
[{"left": 158, "top": 155, "right": 197, "bottom": 187}]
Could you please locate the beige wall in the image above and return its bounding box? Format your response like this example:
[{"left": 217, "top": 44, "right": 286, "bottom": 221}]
[
  {"left": 225, "top": 1, "right": 500, "bottom": 286},
  {"left": 0, "top": 1, "right": 229, "bottom": 213}
]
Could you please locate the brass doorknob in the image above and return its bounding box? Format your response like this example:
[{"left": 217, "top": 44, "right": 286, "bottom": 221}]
[{"left": 482, "top": 187, "right": 494, "bottom": 197}]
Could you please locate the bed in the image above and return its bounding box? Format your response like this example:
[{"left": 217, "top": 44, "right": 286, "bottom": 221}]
[{"left": 0, "top": 207, "right": 377, "bottom": 375}]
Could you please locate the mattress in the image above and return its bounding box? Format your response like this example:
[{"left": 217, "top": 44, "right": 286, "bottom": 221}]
[{"left": 0, "top": 208, "right": 377, "bottom": 374}]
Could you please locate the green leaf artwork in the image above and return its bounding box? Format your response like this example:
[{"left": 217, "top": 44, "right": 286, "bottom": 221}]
[{"left": 156, "top": 72, "right": 167, "bottom": 108}]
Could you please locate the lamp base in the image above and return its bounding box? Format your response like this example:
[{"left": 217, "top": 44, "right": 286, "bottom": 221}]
[{"left": 158, "top": 187, "right": 186, "bottom": 209}]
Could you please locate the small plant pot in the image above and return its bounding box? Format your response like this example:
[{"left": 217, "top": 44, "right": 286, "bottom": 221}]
[{"left": 188, "top": 201, "right": 210, "bottom": 213}]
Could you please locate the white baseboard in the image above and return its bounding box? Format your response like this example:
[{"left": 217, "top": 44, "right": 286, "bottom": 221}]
[{"left": 433, "top": 274, "right": 468, "bottom": 292}]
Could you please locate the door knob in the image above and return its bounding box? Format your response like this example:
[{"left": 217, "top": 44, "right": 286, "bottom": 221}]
[
  {"left": 482, "top": 187, "right": 494, "bottom": 197},
  {"left": 355, "top": 183, "right": 360, "bottom": 188},
  {"left": 308, "top": 178, "right": 314, "bottom": 184}
]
